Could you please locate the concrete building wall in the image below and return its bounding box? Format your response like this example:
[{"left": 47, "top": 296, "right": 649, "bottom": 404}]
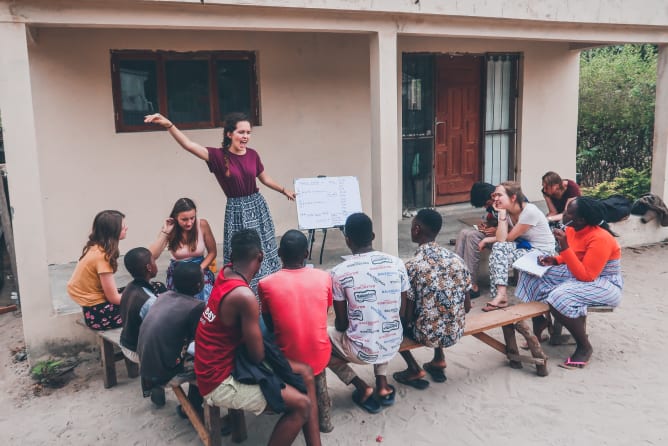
[{"left": 29, "top": 28, "right": 371, "bottom": 264}]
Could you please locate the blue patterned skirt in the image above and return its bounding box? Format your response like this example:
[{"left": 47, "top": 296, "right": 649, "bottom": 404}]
[
  {"left": 166, "top": 256, "right": 215, "bottom": 302},
  {"left": 515, "top": 259, "right": 623, "bottom": 318},
  {"left": 224, "top": 192, "right": 281, "bottom": 293}
]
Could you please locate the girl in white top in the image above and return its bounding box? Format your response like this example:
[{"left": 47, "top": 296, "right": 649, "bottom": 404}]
[
  {"left": 150, "top": 198, "right": 217, "bottom": 302},
  {"left": 479, "top": 181, "right": 555, "bottom": 312}
]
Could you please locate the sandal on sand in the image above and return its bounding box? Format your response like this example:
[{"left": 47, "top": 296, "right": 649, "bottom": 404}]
[
  {"left": 558, "top": 357, "right": 588, "bottom": 370},
  {"left": 393, "top": 371, "right": 430, "bottom": 390},
  {"left": 352, "top": 389, "right": 382, "bottom": 414},
  {"left": 377, "top": 385, "right": 396, "bottom": 407},
  {"left": 481, "top": 302, "right": 508, "bottom": 312},
  {"left": 423, "top": 363, "right": 447, "bottom": 383}
]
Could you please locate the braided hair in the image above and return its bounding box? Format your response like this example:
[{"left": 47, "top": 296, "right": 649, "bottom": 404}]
[{"left": 573, "top": 197, "right": 618, "bottom": 237}]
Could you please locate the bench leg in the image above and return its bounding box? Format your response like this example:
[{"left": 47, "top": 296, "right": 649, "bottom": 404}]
[
  {"left": 99, "top": 337, "right": 117, "bottom": 388},
  {"left": 514, "top": 320, "right": 549, "bottom": 377},
  {"left": 501, "top": 324, "right": 522, "bottom": 369},
  {"left": 203, "top": 404, "right": 222, "bottom": 446},
  {"left": 124, "top": 358, "right": 139, "bottom": 378},
  {"left": 229, "top": 409, "right": 247, "bottom": 443},
  {"left": 315, "top": 372, "right": 333, "bottom": 433}
]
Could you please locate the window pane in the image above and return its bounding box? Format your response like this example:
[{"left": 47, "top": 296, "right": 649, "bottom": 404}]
[
  {"left": 119, "top": 60, "right": 158, "bottom": 126},
  {"left": 165, "top": 59, "right": 211, "bottom": 123},
  {"left": 216, "top": 59, "right": 252, "bottom": 118}
]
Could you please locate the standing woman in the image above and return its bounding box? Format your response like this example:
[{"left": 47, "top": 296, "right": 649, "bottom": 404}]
[
  {"left": 68, "top": 210, "right": 127, "bottom": 330},
  {"left": 144, "top": 112, "right": 295, "bottom": 291},
  {"left": 478, "top": 181, "right": 556, "bottom": 312},
  {"left": 515, "top": 197, "right": 623, "bottom": 368},
  {"left": 149, "top": 198, "right": 217, "bottom": 302}
]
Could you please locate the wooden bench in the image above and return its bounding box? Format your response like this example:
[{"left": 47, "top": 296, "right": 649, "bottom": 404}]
[
  {"left": 76, "top": 320, "right": 139, "bottom": 388},
  {"left": 399, "top": 301, "right": 551, "bottom": 377}
]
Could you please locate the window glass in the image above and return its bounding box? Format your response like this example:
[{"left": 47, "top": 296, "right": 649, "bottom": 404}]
[
  {"left": 165, "top": 59, "right": 211, "bottom": 123},
  {"left": 216, "top": 59, "right": 252, "bottom": 118},
  {"left": 118, "top": 59, "right": 158, "bottom": 126}
]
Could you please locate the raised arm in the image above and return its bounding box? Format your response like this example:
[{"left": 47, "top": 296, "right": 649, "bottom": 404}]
[
  {"left": 257, "top": 171, "right": 296, "bottom": 200},
  {"left": 144, "top": 113, "right": 209, "bottom": 161},
  {"left": 148, "top": 218, "right": 175, "bottom": 260},
  {"left": 199, "top": 218, "right": 217, "bottom": 271}
]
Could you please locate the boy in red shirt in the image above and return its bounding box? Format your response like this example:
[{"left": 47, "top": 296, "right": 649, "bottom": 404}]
[{"left": 259, "top": 230, "right": 333, "bottom": 432}]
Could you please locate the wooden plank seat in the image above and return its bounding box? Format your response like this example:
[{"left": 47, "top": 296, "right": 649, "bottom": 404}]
[
  {"left": 76, "top": 320, "right": 139, "bottom": 388},
  {"left": 400, "top": 301, "right": 551, "bottom": 377},
  {"left": 549, "top": 305, "right": 615, "bottom": 345}
]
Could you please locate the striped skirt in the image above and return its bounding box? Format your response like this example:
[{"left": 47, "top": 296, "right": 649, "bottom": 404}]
[
  {"left": 224, "top": 192, "right": 281, "bottom": 293},
  {"left": 515, "top": 259, "right": 623, "bottom": 318}
]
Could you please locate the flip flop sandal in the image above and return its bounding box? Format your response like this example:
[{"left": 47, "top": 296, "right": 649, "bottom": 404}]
[
  {"left": 392, "top": 371, "right": 430, "bottom": 390},
  {"left": 558, "top": 357, "right": 588, "bottom": 370},
  {"left": 352, "top": 389, "right": 382, "bottom": 414},
  {"left": 481, "top": 302, "right": 509, "bottom": 312},
  {"left": 422, "top": 363, "right": 447, "bottom": 383},
  {"left": 377, "top": 385, "right": 396, "bottom": 407}
]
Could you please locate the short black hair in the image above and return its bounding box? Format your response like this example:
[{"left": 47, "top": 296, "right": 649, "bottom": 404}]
[
  {"left": 344, "top": 213, "right": 373, "bottom": 247},
  {"left": 124, "top": 247, "right": 152, "bottom": 279},
  {"left": 230, "top": 229, "right": 262, "bottom": 263},
  {"left": 279, "top": 230, "right": 308, "bottom": 265},
  {"left": 573, "top": 197, "right": 618, "bottom": 236},
  {"left": 415, "top": 209, "right": 443, "bottom": 235},
  {"left": 172, "top": 262, "right": 203, "bottom": 296},
  {"left": 470, "top": 182, "right": 496, "bottom": 208}
]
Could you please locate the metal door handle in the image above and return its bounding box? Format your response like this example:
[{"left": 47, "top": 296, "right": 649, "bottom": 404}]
[{"left": 435, "top": 121, "right": 446, "bottom": 143}]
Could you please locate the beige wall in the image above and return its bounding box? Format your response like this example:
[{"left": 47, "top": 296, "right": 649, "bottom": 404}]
[
  {"left": 29, "top": 28, "right": 371, "bottom": 264},
  {"left": 399, "top": 37, "right": 580, "bottom": 201}
]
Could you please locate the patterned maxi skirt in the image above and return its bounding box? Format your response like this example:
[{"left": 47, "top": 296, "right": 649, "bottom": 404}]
[
  {"left": 224, "top": 192, "right": 281, "bottom": 293},
  {"left": 515, "top": 259, "right": 623, "bottom": 318}
]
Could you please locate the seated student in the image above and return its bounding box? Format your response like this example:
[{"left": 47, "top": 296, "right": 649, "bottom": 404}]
[
  {"left": 541, "top": 171, "right": 581, "bottom": 223},
  {"left": 479, "top": 182, "right": 556, "bottom": 312},
  {"left": 137, "top": 262, "right": 206, "bottom": 407},
  {"left": 394, "top": 209, "right": 472, "bottom": 389},
  {"left": 119, "top": 247, "right": 166, "bottom": 363},
  {"left": 195, "top": 229, "right": 321, "bottom": 446},
  {"left": 327, "top": 213, "right": 409, "bottom": 414},
  {"left": 149, "top": 198, "right": 217, "bottom": 302},
  {"left": 455, "top": 182, "right": 498, "bottom": 297},
  {"left": 516, "top": 197, "right": 623, "bottom": 369},
  {"left": 68, "top": 210, "right": 127, "bottom": 330},
  {"left": 258, "top": 229, "right": 333, "bottom": 433}
]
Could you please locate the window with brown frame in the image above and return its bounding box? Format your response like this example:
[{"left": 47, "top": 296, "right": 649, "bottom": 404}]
[{"left": 110, "top": 50, "right": 259, "bottom": 132}]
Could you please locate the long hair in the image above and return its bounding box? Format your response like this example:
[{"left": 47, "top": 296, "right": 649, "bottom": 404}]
[
  {"left": 167, "top": 198, "right": 198, "bottom": 253},
  {"left": 80, "top": 210, "right": 124, "bottom": 272},
  {"left": 220, "top": 112, "right": 251, "bottom": 177}
]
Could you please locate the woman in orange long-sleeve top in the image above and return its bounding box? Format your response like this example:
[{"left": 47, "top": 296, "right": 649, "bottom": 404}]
[{"left": 516, "top": 197, "right": 623, "bottom": 368}]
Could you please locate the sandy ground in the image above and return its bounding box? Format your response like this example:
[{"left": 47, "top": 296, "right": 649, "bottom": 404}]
[{"left": 1, "top": 242, "right": 667, "bottom": 446}]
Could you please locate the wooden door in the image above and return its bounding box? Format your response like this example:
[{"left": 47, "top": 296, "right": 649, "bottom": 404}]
[{"left": 434, "top": 55, "right": 482, "bottom": 205}]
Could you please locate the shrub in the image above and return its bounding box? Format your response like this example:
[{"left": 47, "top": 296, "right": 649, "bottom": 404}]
[{"left": 581, "top": 167, "right": 651, "bottom": 199}]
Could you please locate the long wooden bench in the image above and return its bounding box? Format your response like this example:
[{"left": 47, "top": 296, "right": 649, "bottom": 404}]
[
  {"left": 400, "top": 301, "right": 551, "bottom": 376},
  {"left": 76, "top": 321, "right": 139, "bottom": 388}
]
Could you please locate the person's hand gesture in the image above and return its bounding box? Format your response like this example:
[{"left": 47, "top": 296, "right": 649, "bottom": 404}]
[
  {"left": 144, "top": 113, "right": 173, "bottom": 129},
  {"left": 552, "top": 228, "right": 569, "bottom": 251},
  {"left": 483, "top": 226, "right": 496, "bottom": 237},
  {"left": 283, "top": 189, "right": 297, "bottom": 201},
  {"left": 538, "top": 255, "right": 557, "bottom": 266},
  {"left": 161, "top": 217, "right": 175, "bottom": 235}
]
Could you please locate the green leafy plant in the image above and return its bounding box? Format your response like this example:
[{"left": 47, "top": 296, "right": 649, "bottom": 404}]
[
  {"left": 581, "top": 167, "right": 651, "bottom": 199},
  {"left": 31, "top": 358, "right": 77, "bottom": 388},
  {"left": 577, "top": 44, "right": 657, "bottom": 186}
]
